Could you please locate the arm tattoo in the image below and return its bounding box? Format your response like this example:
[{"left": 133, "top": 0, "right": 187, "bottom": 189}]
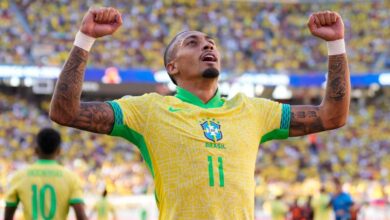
[
  {"left": 71, "top": 102, "right": 114, "bottom": 134},
  {"left": 51, "top": 46, "right": 114, "bottom": 134},
  {"left": 290, "top": 106, "right": 324, "bottom": 136},
  {"left": 326, "top": 55, "right": 347, "bottom": 102},
  {"left": 289, "top": 54, "right": 350, "bottom": 137}
]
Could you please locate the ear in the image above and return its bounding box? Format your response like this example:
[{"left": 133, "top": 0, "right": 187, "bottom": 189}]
[
  {"left": 35, "top": 147, "right": 40, "bottom": 155},
  {"left": 55, "top": 147, "right": 61, "bottom": 156},
  {"left": 167, "top": 61, "right": 179, "bottom": 77}
]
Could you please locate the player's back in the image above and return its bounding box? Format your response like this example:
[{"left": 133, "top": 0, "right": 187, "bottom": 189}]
[
  {"left": 5, "top": 160, "right": 84, "bottom": 220},
  {"left": 93, "top": 198, "right": 113, "bottom": 220}
]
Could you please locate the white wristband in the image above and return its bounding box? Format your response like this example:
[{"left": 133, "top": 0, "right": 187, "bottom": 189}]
[
  {"left": 74, "top": 31, "right": 96, "bottom": 52},
  {"left": 327, "top": 39, "right": 346, "bottom": 56}
]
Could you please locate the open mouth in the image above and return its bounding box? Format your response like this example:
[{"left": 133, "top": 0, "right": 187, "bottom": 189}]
[{"left": 200, "top": 53, "right": 218, "bottom": 62}]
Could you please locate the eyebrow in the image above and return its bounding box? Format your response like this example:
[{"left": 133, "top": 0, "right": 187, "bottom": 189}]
[{"left": 180, "top": 34, "right": 215, "bottom": 45}]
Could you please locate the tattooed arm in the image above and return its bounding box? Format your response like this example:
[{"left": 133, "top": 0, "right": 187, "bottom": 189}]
[
  {"left": 49, "top": 7, "right": 122, "bottom": 134},
  {"left": 290, "top": 54, "right": 350, "bottom": 136},
  {"left": 50, "top": 47, "right": 114, "bottom": 134},
  {"left": 289, "top": 11, "right": 350, "bottom": 137}
]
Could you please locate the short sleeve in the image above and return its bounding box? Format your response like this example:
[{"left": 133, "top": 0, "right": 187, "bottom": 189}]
[
  {"left": 69, "top": 174, "right": 84, "bottom": 205},
  {"left": 106, "top": 93, "right": 156, "bottom": 140},
  {"left": 249, "top": 98, "right": 291, "bottom": 144},
  {"left": 4, "top": 174, "right": 20, "bottom": 207}
]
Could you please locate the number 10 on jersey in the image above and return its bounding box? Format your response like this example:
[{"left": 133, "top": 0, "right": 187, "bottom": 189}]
[
  {"left": 31, "top": 184, "right": 57, "bottom": 220},
  {"left": 207, "top": 156, "right": 224, "bottom": 187}
]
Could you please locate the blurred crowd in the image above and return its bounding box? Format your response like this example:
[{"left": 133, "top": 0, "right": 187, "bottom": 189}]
[
  {"left": 0, "top": 92, "right": 154, "bottom": 197},
  {"left": 255, "top": 95, "right": 390, "bottom": 216},
  {"left": 1, "top": 0, "right": 390, "bottom": 74}
]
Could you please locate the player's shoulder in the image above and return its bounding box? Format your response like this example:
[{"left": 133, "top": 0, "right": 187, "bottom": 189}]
[
  {"left": 8, "top": 168, "right": 26, "bottom": 181},
  {"left": 227, "top": 93, "right": 275, "bottom": 106},
  {"left": 115, "top": 92, "right": 181, "bottom": 106},
  {"left": 113, "top": 92, "right": 167, "bottom": 104},
  {"left": 7, "top": 164, "right": 33, "bottom": 183},
  {"left": 248, "top": 96, "right": 282, "bottom": 109},
  {"left": 118, "top": 92, "right": 162, "bottom": 100},
  {"left": 59, "top": 165, "right": 79, "bottom": 177}
]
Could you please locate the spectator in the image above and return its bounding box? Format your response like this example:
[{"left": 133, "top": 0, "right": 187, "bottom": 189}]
[
  {"left": 1, "top": 1, "right": 390, "bottom": 74},
  {"left": 331, "top": 178, "right": 354, "bottom": 220}
]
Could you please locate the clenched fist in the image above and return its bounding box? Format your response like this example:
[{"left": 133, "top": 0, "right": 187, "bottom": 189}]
[
  {"left": 308, "top": 11, "right": 344, "bottom": 41},
  {"left": 80, "top": 7, "right": 123, "bottom": 38}
]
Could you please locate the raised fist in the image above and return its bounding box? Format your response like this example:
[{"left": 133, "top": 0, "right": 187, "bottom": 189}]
[
  {"left": 308, "top": 11, "right": 344, "bottom": 41},
  {"left": 80, "top": 7, "right": 123, "bottom": 38}
]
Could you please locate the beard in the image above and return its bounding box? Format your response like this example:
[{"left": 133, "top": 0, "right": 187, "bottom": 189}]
[{"left": 202, "top": 67, "right": 220, "bottom": 79}]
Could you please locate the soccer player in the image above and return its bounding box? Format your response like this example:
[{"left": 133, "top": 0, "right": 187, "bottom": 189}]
[
  {"left": 271, "top": 195, "right": 288, "bottom": 220},
  {"left": 50, "top": 7, "right": 350, "bottom": 219},
  {"left": 89, "top": 188, "right": 116, "bottom": 220},
  {"left": 4, "top": 128, "right": 87, "bottom": 220},
  {"left": 311, "top": 187, "right": 332, "bottom": 220}
]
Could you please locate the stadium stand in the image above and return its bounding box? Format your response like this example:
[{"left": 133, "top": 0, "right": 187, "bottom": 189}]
[{"left": 0, "top": 0, "right": 389, "bottom": 74}]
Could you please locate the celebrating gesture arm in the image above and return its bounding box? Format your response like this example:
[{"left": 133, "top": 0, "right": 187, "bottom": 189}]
[
  {"left": 50, "top": 7, "right": 122, "bottom": 134},
  {"left": 289, "top": 11, "right": 350, "bottom": 136}
]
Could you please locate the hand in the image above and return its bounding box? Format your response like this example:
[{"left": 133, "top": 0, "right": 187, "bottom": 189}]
[
  {"left": 308, "top": 11, "right": 344, "bottom": 41},
  {"left": 80, "top": 7, "right": 123, "bottom": 38},
  {"left": 336, "top": 209, "right": 345, "bottom": 216}
]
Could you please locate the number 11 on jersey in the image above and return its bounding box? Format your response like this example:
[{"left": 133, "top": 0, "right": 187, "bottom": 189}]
[{"left": 207, "top": 156, "right": 224, "bottom": 187}]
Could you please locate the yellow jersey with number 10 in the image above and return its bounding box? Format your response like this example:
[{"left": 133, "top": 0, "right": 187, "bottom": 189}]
[
  {"left": 108, "top": 87, "right": 290, "bottom": 220},
  {"left": 5, "top": 160, "right": 84, "bottom": 220}
]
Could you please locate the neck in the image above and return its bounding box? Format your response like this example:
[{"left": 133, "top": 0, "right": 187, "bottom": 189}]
[{"left": 178, "top": 79, "right": 218, "bottom": 103}]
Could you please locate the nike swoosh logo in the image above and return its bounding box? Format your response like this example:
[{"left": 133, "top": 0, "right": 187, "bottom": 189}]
[{"left": 168, "top": 107, "right": 182, "bottom": 112}]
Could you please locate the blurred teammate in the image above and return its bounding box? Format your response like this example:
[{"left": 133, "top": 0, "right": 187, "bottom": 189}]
[
  {"left": 3, "top": 128, "right": 87, "bottom": 220},
  {"left": 89, "top": 188, "right": 116, "bottom": 220},
  {"left": 330, "top": 179, "right": 354, "bottom": 220},
  {"left": 50, "top": 7, "right": 350, "bottom": 219},
  {"left": 271, "top": 195, "right": 288, "bottom": 220},
  {"left": 311, "top": 187, "right": 332, "bottom": 220}
]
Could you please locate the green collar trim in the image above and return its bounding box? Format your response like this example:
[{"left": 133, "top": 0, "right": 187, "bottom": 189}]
[
  {"left": 175, "top": 87, "right": 224, "bottom": 108},
  {"left": 35, "top": 159, "right": 58, "bottom": 165}
]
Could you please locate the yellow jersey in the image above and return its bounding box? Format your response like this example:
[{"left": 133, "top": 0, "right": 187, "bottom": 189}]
[
  {"left": 271, "top": 200, "right": 288, "bottom": 220},
  {"left": 5, "top": 160, "right": 84, "bottom": 220},
  {"left": 108, "top": 87, "right": 290, "bottom": 220},
  {"left": 311, "top": 193, "right": 332, "bottom": 220},
  {"left": 92, "top": 198, "right": 115, "bottom": 220}
]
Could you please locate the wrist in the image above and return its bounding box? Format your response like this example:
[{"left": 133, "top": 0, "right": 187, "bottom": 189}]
[
  {"left": 327, "top": 39, "right": 345, "bottom": 56},
  {"left": 74, "top": 31, "right": 96, "bottom": 52}
]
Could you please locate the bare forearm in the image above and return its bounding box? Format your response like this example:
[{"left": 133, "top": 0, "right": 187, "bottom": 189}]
[
  {"left": 4, "top": 207, "right": 16, "bottom": 220},
  {"left": 50, "top": 46, "right": 88, "bottom": 124},
  {"left": 73, "top": 204, "right": 88, "bottom": 220},
  {"left": 290, "top": 106, "right": 324, "bottom": 136},
  {"left": 321, "top": 54, "right": 350, "bottom": 127},
  {"left": 289, "top": 54, "right": 350, "bottom": 137}
]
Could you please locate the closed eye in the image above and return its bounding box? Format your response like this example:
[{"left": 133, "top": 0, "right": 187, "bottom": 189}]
[{"left": 186, "top": 40, "right": 198, "bottom": 46}]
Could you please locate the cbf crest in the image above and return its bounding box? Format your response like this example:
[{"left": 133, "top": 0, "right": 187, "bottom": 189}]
[{"left": 200, "top": 119, "right": 223, "bottom": 142}]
